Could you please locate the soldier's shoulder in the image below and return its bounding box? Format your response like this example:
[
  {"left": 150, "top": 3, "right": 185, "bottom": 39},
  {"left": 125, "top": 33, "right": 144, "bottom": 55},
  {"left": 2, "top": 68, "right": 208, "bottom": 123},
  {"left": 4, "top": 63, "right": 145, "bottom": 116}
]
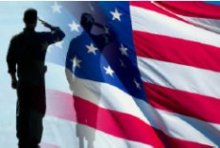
[
  {"left": 36, "top": 31, "right": 51, "bottom": 35},
  {"left": 10, "top": 32, "right": 24, "bottom": 42}
]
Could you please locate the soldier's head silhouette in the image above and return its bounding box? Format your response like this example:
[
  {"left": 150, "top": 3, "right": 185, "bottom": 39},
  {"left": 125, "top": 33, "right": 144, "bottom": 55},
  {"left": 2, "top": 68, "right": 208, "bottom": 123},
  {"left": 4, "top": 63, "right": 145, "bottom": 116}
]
[
  {"left": 23, "top": 8, "right": 37, "bottom": 29},
  {"left": 80, "top": 13, "right": 95, "bottom": 32}
]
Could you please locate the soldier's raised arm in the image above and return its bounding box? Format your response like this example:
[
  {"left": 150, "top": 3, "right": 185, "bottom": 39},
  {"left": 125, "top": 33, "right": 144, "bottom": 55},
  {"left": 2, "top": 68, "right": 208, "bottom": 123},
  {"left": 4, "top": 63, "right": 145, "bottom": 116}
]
[{"left": 38, "top": 18, "right": 65, "bottom": 45}]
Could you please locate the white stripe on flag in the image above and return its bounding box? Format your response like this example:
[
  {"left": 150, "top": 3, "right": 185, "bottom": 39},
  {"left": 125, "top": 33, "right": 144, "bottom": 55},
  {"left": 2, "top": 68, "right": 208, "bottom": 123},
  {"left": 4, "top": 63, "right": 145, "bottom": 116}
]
[
  {"left": 130, "top": 6, "right": 220, "bottom": 48},
  {"left": 138, "top": 57, "right": 220, "bottom": 99}
]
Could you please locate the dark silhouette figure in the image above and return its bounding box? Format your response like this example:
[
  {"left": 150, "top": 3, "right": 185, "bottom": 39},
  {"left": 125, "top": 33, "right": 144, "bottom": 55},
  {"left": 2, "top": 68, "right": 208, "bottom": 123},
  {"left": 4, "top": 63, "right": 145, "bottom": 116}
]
[
  {"left": 6, "top": 9, "right": 65, "bottom": 148},
  {"left": 65, "top": 13, "right": 112, "bottom": 148}
]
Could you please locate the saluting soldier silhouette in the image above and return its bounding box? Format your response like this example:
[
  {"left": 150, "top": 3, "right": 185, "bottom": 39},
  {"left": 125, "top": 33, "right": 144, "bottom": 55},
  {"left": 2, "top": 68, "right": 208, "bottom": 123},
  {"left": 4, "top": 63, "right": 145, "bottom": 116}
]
[
  {"left": 65, "top": 13, "right": 113, "bottom": 148},
  {"left": 6, "top": 8, "right": 65, "bottom": 148}
]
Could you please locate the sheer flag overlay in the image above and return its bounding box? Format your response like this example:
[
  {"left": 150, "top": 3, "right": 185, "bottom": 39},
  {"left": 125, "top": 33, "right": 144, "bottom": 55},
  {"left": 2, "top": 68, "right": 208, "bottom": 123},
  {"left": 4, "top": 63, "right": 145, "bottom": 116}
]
[{"left": 0, "top": 1, "right": 220, "bottom": 148}]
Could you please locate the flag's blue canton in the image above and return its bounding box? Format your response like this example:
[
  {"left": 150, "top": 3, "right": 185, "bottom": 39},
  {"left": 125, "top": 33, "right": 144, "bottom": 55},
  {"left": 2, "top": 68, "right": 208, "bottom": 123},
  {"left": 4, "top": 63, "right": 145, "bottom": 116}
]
[
  {"left": 46, "top": 2, "right": 146, "bottom": 101},
  {"left": 205, "top": 1, "right": 220, "bottom": 6},
  {"left": 97, "top": 2, "right": 146, "bottom": 100}
]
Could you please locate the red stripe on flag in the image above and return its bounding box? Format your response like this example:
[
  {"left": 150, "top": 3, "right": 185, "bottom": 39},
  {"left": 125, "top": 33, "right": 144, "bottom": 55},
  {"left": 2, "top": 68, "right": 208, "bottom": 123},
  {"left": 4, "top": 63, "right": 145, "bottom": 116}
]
[
  {"left": 134, "top": 31, "right": 220, "bottom": 72},
  {"left": 46, "top": 89, "right": 213, "bottom": 147},
  {"left": 130, "top": 1, "right": 220, "bottom": 19},
  {"left": 154, "top": 1, "right": 220, "bottom": 19},
  {"left": 130, "top": 1, "right": 169, "bottom": 16},
  {"left": 144, "top": 82, "right": 220, "bottom": 124},
  {"left": 130, "top": 1, "right": 186, "bottom": 22}
]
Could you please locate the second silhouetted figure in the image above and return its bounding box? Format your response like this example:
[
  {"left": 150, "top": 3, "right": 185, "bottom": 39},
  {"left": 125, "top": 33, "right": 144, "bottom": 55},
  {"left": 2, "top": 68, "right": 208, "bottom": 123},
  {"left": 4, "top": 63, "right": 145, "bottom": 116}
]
[{"left": 7, "top": 8, "right": 65, "bottom": 148}]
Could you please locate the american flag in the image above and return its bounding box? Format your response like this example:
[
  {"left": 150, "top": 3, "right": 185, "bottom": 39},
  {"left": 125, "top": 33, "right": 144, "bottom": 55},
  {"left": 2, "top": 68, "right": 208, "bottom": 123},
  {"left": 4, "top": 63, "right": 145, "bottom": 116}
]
[{"left": 0, "top": 1, "right": 220, "bottom": 148}]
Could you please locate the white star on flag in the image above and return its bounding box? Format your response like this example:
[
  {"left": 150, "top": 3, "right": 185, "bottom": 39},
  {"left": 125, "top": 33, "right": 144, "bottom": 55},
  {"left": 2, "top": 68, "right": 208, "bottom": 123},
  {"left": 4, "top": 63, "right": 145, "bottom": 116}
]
[
  {"left": 104, "top": 65, "right": 114, "bottom": 77},
  {"left": 71, "top": 56, "right": 82, "bottom": 68},
  {"left": 68, "top": 21, "right": 80, "bottom": 32},
  {"left": 86, "top": 43, "right": 98, "bottom": 55},
  {"left": 110, "top": 8, "right": 122, "bottom": 21},
  {"left": 51, "top": 2, "right": 62, "bottom": 13},
  {"left": 119, "top": 44, "right": 128, "bottom": 56}
]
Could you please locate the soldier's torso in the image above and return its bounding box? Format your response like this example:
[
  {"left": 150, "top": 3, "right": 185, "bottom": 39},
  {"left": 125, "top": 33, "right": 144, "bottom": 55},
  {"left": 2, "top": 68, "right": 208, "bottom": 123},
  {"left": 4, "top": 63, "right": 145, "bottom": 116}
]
[{"left": 13, "top": 29, "right": 48, "bottom": 84}]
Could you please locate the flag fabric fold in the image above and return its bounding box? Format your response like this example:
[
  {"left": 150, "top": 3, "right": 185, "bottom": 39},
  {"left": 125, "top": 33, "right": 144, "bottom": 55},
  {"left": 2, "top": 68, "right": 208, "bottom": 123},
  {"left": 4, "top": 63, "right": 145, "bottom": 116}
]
[
  {"left": 1, "top": 1, "right": 220, "bottom": 148},
  {"left": 38, "top": 1, "right": 220, "bottom": 147}
]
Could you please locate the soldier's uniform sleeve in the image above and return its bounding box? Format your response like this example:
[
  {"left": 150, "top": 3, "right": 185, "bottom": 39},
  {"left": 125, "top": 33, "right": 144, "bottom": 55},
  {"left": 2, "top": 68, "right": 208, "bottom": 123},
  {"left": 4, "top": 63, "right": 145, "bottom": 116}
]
[
  {"left": 7, "top": 37, "right": 18, "bottom": 75},
  {"left": 41, "top": 27, "right": 65, "bottom": 45}
]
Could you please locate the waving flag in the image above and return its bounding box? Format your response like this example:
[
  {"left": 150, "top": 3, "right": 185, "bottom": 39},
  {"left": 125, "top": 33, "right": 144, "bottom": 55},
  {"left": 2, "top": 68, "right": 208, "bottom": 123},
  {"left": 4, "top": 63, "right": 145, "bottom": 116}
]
[
  {"left": 1, "top": 1, "right": 220, "bottom": 148},
  {"left": 131, "top": 1, "right": 220, "bottom": 147}
]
